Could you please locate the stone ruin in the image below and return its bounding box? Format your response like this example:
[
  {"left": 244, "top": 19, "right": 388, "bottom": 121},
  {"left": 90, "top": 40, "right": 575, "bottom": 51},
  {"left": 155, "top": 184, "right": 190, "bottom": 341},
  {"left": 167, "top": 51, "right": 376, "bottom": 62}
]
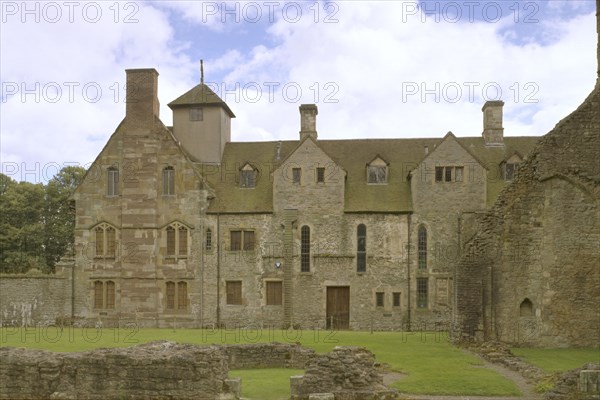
[{"left": 0, "top": 341, "right": 398, "bottom": 400}]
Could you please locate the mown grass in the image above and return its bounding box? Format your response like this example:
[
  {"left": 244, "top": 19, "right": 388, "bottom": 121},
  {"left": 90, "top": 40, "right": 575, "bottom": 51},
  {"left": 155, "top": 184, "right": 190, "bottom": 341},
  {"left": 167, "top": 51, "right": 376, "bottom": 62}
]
[
  {"left": 511, "top": 347, "right": 600, "bottom": 373},
  {"left": 229, "top": 368, "right": 303, "bottom": 400},
  {"left": 1, "top": 327, "right": 520, "bottom": 396}
]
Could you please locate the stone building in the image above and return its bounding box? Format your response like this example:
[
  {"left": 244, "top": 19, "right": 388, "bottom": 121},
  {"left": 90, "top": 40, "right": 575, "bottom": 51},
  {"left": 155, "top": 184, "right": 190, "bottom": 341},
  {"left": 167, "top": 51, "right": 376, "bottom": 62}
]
[{"left": 67, "top": 67, "right": 540, "bottom": 331}]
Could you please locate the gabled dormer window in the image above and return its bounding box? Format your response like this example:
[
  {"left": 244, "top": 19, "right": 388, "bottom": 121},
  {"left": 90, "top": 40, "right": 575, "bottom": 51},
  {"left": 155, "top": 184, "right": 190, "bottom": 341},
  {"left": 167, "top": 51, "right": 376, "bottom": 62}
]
[
  {"left": 367, "top": 156, "right": 388, "bottom": 184},
  {"left": 240, "top": 163, "right": 256, "bottom": 188},
  {"left": 502, "top": 153, "right": 523, "bottom": 181}
]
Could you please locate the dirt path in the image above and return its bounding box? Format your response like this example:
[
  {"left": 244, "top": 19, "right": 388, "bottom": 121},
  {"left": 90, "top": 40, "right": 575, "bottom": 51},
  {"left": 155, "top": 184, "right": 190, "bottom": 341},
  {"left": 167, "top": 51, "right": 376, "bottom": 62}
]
[{"left": 385, "top": 349, "right": 542, "bottom": 400}]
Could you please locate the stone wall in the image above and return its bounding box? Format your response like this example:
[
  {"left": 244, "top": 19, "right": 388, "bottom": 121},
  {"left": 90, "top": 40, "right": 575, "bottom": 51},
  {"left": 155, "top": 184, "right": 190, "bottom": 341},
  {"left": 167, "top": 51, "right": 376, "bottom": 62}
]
[
  {"left": 290, "top": 346, "right": 398, "bottom": 400},
  {"left": 0, "top": 341, "right": 238, "bottom": 400},
  {"left": 0, "top": 265, "right": 73, "bottom": 327},
  {"left": 544, "top": 364, "right": 600, "bottom": 400},
  {"left": 455, "top": 73, "right": 600, "bottom": 345},
  {"left": 224, "top": 342, "right": 316, "bottom": 369}
]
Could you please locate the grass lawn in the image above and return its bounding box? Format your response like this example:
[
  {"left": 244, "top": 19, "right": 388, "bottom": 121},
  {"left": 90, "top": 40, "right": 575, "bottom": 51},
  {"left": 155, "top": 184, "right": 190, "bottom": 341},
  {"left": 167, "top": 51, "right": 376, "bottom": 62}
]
[
  {"left": 229, "top": 368, "right": 303, "bottom": 400},
  {"left": 1, "top": 327, "right": 520, "bottom": 396},
  {"left": 511, "top": 347, "right": 600, "bottom": 373}
]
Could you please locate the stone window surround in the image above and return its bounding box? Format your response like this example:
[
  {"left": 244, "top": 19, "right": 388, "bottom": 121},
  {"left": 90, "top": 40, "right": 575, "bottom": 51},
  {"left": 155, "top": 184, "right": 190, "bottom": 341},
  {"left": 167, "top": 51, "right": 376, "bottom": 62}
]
[
  {"left": 205, "top": 227, "right": 213, "bottom": 253},
  {"left": 226, "top": 280, "right": 243, "bottom": 306},
  {"left": 165, "top": 222, "right": 190, "bottom": 260},
  {"left": 162, "top": 166, "right": 175, "bottom": 196},
  {"left": 434, "top": 165, "right": 464, "bottom": 183},
  {"left": 92, "top": 279, "right": 116, "bottom": 310},
  {"left": 264, "top": 280, "right": 283, "bottom": 306},
  {"left": 300, "top": 225, "right": 311, "bottom": 272},
  {"left": 240, "top": 163, "right": 257, "bottom": 189},
  {"left": 375, "top": 291, "right": 384, "bottom": 307},
  {"left": 106, "top": 166, "right": 119, "bottom": 196},
  {"left": 356, "top": 223, "right": 367, "bottom": 273},
  {"left": 229, "top": 229, "right": 256, "bottom": 251},
  {"left": 165, "top": 280, "right": 188, "bottom": 312},
  {"left": 93, "top": 222, "right": 117, "bottom": 259},
  {"left": 316, "top": 167, "right": 325, "bottom": 183},
  {"left": 366, "top": 156, "right": 389, "bottom": 184}
]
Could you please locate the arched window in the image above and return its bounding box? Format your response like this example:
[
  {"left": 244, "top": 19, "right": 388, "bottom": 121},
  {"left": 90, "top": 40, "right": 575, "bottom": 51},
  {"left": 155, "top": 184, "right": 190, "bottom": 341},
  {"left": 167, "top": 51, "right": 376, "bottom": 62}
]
[
  {"left": 177, "top": 281, "right": 188, "bottom": 309},
  {"left": 106, "top": 281, "right": 115, "bottom": 309},
  {"left": 94, "top": 223, "right": 116, "bottom": 258},
  {"left": 163, "top": 166, "right": 175, "bottom": 195},
  {"left": 165, "top": 222, "right": 189, "bottom": 258},
  {"left": 166, "top": 281, "right": 175, "bottom": 309},
  {"left": 357, "top": 224, "right": 366, "bottom": 272},
  {"left": 520, "top": 298, "right": 533, "bottom": 317},
  {"left": 107, "top": 166, "right": 119, "bottom": 196},
  {"left": 94, "top": 281, "right": 103, "bottom": 309},
  {"left": 301, "top": 225, "right": 310, "bottom": 272},
  {"left": 418, "top": 225, "right": 427, "bottom": 270},
  {"left": 205, "top": 228, "right": 212, "bottom": 252}
]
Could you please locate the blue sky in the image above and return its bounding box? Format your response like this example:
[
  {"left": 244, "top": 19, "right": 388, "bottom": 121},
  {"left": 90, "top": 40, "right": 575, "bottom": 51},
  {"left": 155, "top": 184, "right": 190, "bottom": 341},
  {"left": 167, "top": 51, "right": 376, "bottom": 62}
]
[{"left": 1, "top": 0, "right": 597, "bottom": 183}]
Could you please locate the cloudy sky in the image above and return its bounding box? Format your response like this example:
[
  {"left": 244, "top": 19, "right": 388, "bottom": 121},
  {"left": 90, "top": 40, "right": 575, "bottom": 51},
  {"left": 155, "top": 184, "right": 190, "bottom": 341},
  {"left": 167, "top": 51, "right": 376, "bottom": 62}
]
[{"left": 1, "top": 0, "right": 597, "bottom": 183}]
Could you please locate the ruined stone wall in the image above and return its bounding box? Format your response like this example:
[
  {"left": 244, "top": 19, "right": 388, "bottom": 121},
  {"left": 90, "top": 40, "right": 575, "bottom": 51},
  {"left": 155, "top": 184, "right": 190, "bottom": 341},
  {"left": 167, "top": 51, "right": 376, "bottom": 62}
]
[
  {"left": 0, "top": 267, "right": 72, "bottom": 327},
  {"left": 224, "top": 342, "right": 316, "bottom": 369},
  {"left": 456, "top": 79, "right": 600, "bottom": 345},
  {"left": 0, "top": 341, "right": 237, "bottom": 400},
  {"left": 290, "top": 346, "right": 397, "bottom": 400}
]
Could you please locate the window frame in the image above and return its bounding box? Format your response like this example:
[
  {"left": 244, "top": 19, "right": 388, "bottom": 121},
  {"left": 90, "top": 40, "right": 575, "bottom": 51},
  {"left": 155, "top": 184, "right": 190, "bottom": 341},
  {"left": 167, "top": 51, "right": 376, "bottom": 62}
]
[
  {"left": 292, "top": 168, "right": 301, "bottom": 185},
  {"left": 266, "top": 281, "right": 283, "bottom": 306},
  {"left": 205, "top": 228, "right": 213, "bottom": 252},
  {"left": 375, "top": 292, "right": 384, "bottom": 308},
  {"left": 165, "top": 222, "right": 189, "bottom": 259},
  {"left": 226, "top": 281, "right": 242, "bottom": 305},
  {"left": 93, "top": 280, "right": 116, "bottom": 310},
  {"left": 300, "top": 225, "right": 311, "bottom": 272},
  {"left": 163, "top": 166, "right": 175, "bottom": 196},
  {"left": 393, "top": 292, "right": 401, "bottom": 307},
  {"left": 240, "top": 168, "right": 256, "bottom": 188},
  {"left": 357, "top": 224, "right": 367, "bottom": 273},
  {"left": 418, "top": 225, "right": 427, "bottom": 270},
  {"left": 94, "top": 223, "right": 117, "bottom": 259},
  {"left": 230, "top": 230, "right": 255, "bottom": 251},
  {"left": 189, "top": 107, "right": 203, "bottom": 121},
  {"left": 417, "top": 277, "right": 428, "bottom": 309},
  {"left": 165, "top": 280, "right": 188, "bottom": 311},
  {"left": 316, "top": 167, "right": 325, "bottom": 183},
  {"left": 107, "top": 167, "right": 119, "bottom": 196}
]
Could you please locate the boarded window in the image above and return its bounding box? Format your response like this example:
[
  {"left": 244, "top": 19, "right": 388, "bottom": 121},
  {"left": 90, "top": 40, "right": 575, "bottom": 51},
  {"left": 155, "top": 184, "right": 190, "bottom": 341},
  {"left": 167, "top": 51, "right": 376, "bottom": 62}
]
[
  {"left": 301, "top": 225, "right": 310, "bottom": 272},
  {"left": 455, "top": 166, "right": 463, "bottom": 182},
  {"left": 189, "top": 107, "right": 203, "bottom": 121},
  {"left": 266, "top": 281, "right": 283, "bottom": 305},
  {"left": 520, "top": 298, "right": 533, "bottom": 317},
  {"left": 417, "top": 278, "right": 428, "bottom": 308},
  {"left": 166, "top": 281, "right": 175, "bottom": 309},
  {"left": 292, "top": 168, "right": 301, "bottom": 184},
  {"left": 177, "top": 281, "right": 188, "bottom": 309},
  {"left": 94, "top": 281, "right": 103, "bottom": 309},
  {"left": 166, "top": 227, "right": 176, "bottom": 255},
  {"left": 375, "top": 292, "right": 384, "bottom": 307},
  {"left": 106, "top": 281, "right": 115, "bottom": 309},
  {"left": 243, "top": 230, "right": 255, "bottom": 251},
  {"left": 226, "top": 281, "right": 242, "bottom": 305},
  {"left": 163, "top": 167, "right": 175, "bottom": 195},
  {"left": 317, "top": 167, "right": 325, "bottom": 183},
  {"left": 393, "top": 292, "right": 401, "bottom": 307},
  {"left": 418, "top": 225, "right": 427, "bottom": 270},
  {"left": 435, "top": 166, "right": 443, "bottom": 182},
  {"left": 205, "top": 228, "right": 212, "bottom": 252},
  {"left": 230, "top": 231, "right": 241, "bottom": 251},
  {"left": 357, "top": 224, "right": 366, "bottom": 272},
  {"left": 107, "top": 167, "right": 119, "bottom": 196}
]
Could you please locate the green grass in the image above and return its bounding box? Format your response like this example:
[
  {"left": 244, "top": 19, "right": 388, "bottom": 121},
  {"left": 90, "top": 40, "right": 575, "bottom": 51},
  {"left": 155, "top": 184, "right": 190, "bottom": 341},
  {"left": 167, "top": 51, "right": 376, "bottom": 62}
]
[
  {"left": 1, "top": 327, "right": 520, "bottom": 396},
  {"left": 229, "top": 368, "right": 303, "bottom": 400},
  {"left": 511, "top": 348, "right": 600, "bottom": 373}
]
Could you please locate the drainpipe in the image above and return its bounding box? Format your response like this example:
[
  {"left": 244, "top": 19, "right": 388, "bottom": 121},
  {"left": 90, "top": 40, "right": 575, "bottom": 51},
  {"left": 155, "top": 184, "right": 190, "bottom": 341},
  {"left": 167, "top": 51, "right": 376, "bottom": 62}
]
[
  {"left": 200, "top": 207, "right": 204, "bottom": 328},
  {"left": 216, "top": 213, "right": 221, "bottom": 327},
  {"left": 407, "top": 213, "right": 412, "bottom": 331}
]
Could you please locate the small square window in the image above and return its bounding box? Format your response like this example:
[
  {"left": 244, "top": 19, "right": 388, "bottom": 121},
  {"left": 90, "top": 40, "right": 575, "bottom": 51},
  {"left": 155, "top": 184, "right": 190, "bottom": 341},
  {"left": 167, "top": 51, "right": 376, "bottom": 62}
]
[
  {"left": 316, "top": 167, "right": 325, "bottom": 183},
  {"left": 292, "top": 168, "right": 301, "bottom": 184},
  {"left": 375, "top": 292, "right": 384, "bottom": 307},
  {"left": 190, "top": 108, "right": 203, "bottom": 121},
  {"left": 393, "top": 292, "right": 401, "bottom": 307}
]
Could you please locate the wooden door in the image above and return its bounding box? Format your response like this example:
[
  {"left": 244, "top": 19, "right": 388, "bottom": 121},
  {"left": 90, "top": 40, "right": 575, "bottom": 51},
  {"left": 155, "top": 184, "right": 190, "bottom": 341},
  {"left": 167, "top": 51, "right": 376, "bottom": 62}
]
[{"left": 326, "top": 286, "right": 350, "bottom": 329}]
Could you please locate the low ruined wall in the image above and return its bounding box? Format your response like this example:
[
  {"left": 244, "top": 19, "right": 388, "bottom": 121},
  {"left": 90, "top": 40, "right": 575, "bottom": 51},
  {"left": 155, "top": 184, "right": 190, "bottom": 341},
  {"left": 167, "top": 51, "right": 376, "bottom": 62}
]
[
  {"left": 0, "top": 341, "right": 238, "bottom": 400},
  {"left": 225, "top": 342, "right": 316, "bottom": 369},
  {"left": 544, "top": 363, "right": 600, "bottom": 400},
  {"left": 291, "top": 346, "right": 398, "bottom": 400},
  {"left": 0, "top": 267, "right": 72, "bottom": 327}
]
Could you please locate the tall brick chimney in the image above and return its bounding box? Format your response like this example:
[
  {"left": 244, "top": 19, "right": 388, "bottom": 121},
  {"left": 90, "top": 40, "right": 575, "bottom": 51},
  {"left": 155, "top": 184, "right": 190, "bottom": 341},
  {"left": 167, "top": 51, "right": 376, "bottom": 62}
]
[
  {"left": 299, "top": 104, "right": 318, "bottom": 140},
  {"left": 125, "top": 69, "right": 160, "bottom": 125},
  {"left": 482, "top": 100, "right": 504, "bottom": 146}
]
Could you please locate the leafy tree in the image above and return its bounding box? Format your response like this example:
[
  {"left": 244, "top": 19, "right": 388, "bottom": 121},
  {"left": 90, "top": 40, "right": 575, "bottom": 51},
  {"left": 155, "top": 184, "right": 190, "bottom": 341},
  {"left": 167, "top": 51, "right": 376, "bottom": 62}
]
[{"left": 0, "top": 166, "right": 86, "bottom": 273}]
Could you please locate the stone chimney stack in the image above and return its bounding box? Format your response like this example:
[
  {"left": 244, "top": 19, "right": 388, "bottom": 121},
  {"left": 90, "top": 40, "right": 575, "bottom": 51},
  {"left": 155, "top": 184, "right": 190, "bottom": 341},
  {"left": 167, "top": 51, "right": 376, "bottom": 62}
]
[
  {"left": 125, "top": 69, "right": 160, "bottom": 126},
  {"left": 482, "top": 100, "right": 504, "bottom": 146},
  {"left": 299, "top": 104, "right": 318, "bottom": 140}
]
